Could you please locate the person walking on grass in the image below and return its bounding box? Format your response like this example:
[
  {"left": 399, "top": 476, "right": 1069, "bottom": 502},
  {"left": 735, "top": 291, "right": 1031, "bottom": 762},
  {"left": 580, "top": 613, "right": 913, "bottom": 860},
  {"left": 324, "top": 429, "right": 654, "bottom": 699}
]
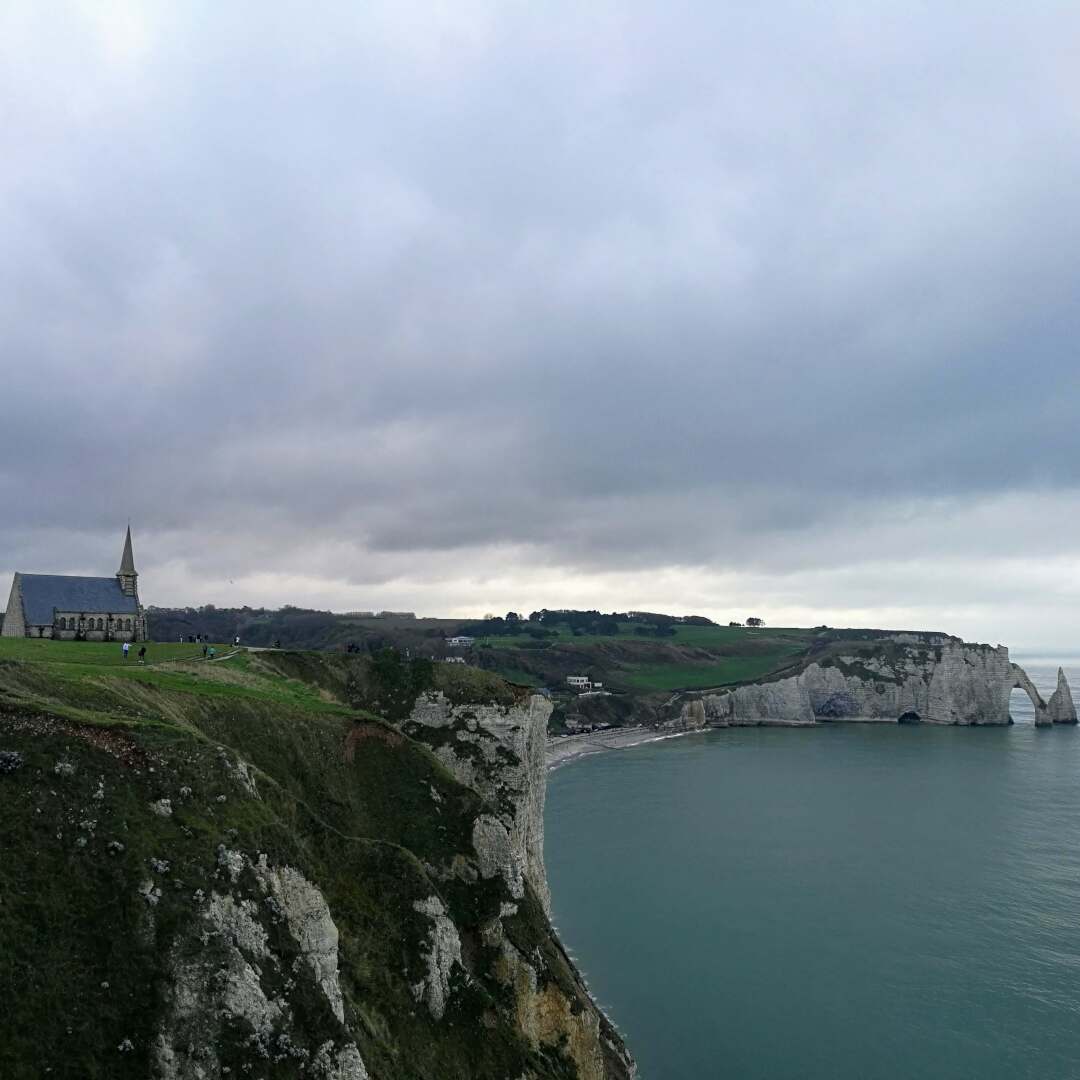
[
  {"left": 202, "top": 644, "right": 208, "bottom": 659},
  {"left": 209, "top": 646, "right": 216, "bottom": 661},
  {"left": 122, "top": 641, "right": 130, "bottom": 660},
  {"left": 138, "top": 645, "right": 146, "bottom": 664},
  {"left": 234, "top": 635, "right": 240, "bottom": 648}
]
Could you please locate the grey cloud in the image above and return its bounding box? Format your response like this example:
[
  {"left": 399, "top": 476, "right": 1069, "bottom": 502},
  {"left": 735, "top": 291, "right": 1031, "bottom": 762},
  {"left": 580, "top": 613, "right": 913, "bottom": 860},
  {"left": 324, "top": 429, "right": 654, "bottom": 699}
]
[{"left": 4, "top": 1, "right": 1080, "bottom": 642}]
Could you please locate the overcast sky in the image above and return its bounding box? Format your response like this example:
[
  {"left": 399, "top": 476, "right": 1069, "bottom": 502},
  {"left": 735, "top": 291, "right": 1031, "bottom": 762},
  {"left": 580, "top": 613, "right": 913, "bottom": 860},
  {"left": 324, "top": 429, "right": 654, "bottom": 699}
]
[{"left": 4, "top": 1, "right": 1080, "bottom": 648}]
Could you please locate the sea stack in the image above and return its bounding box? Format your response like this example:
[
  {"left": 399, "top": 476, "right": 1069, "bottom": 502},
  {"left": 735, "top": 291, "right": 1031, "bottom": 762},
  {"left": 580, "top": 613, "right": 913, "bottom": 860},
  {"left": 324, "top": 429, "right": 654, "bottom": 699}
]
[{"left": 1047, "top": 667, "right": 1078, "bottom": 724}]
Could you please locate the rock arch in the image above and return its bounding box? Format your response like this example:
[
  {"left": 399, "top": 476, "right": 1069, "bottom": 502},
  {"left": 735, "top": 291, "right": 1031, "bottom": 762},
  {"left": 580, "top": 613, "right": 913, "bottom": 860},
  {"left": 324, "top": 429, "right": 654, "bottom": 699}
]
[{"left": 1008, "top": 664, "right": 1050, "bottom": 726}]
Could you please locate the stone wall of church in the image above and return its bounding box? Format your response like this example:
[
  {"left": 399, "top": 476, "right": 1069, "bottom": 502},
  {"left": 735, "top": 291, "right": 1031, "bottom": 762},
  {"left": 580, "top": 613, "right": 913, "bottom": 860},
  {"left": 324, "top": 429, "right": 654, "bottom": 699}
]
[{"left": 53, "top": 612, "right": 142, "bottom": 641}]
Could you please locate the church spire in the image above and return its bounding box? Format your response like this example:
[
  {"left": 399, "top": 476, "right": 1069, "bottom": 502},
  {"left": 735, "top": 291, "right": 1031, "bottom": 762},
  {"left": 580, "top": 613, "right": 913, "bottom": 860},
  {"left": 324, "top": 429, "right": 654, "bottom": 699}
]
[
  {"left": 119, "top": 524, "right": 135, "bottom": 574},
  {"left": 117, "top": 525, "right": 138, "bottom": 597}
]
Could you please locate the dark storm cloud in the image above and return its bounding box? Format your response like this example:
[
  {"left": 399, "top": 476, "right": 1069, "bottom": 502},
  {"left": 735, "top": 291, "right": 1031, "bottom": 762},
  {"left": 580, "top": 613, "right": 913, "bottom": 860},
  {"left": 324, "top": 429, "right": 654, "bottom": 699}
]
[{"left": 4, "top": 0, "right": 1080, "bottom": 636}]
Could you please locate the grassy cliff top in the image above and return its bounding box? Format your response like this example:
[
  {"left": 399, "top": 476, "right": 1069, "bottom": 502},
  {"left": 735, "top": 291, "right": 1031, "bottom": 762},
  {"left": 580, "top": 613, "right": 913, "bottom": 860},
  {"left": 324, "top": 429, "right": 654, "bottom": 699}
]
[{"left": 0, "top": 639, "right": 604, "bottom": 1080}]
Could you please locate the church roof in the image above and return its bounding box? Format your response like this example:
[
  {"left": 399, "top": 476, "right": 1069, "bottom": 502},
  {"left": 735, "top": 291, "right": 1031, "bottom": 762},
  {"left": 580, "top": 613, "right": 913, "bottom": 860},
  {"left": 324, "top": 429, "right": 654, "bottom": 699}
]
[{"left": 17, "top": 573, "right": 138, "bottom": 624}]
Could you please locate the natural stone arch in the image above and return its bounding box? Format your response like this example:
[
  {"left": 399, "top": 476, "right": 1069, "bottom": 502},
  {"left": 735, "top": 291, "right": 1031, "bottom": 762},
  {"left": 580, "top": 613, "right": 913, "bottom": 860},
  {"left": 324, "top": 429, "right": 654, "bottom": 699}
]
[{"left": 1008, "top": 663, "right": 1050, "bottom": 726}]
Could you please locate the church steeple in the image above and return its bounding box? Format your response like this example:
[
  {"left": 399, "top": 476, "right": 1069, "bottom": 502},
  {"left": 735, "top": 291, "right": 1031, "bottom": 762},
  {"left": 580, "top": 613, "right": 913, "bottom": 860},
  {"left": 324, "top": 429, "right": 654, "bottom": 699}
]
[{"left": 117, "top": 525, "right": 138, "bottom": 597}]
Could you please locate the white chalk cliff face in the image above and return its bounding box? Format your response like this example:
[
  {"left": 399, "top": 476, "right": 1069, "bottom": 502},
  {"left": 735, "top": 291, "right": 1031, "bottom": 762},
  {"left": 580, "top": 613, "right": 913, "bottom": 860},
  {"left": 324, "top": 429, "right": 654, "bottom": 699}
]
[
  {"left": 672, "top": 638, "right": 1078, "bottom": 728},
  {"left": 1047, "top": 667, "right": 1078, "bottom": 724},
  {"left": 402, "top": 691, "right": 637, "bottom": 1080},
  {"left": 406, "top": 691, "right": 551, "bottom": 911}
]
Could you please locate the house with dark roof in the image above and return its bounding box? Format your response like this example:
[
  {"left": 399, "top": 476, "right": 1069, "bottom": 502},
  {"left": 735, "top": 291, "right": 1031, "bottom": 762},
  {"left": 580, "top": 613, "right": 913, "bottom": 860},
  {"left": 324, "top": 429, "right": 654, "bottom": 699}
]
[{"left": 2, "top": 527, "right": 148, "bottom": 641}]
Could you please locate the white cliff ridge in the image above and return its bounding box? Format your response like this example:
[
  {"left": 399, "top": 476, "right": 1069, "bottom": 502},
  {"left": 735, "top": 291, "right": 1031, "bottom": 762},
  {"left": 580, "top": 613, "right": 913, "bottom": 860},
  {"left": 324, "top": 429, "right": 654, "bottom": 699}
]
[{"left": 669, "top": 638, "right": 1077, "bottom": 729}]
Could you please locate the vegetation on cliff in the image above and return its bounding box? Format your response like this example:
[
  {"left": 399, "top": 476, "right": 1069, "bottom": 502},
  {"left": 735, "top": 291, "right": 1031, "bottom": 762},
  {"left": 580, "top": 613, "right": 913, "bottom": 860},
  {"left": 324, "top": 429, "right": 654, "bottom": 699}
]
[{"left": 0, "top": 639, "right": 633, "bottom": 1080}]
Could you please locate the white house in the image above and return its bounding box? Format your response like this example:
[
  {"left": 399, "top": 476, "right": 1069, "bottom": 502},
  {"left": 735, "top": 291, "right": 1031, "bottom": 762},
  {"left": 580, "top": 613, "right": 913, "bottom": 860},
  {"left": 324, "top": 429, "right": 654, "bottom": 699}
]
[
  {"left": 566, "top": 675, "right": 591, "bottom": 689},
  {"left": 447, "top": 635, "right": 475, "bottom": 648}
]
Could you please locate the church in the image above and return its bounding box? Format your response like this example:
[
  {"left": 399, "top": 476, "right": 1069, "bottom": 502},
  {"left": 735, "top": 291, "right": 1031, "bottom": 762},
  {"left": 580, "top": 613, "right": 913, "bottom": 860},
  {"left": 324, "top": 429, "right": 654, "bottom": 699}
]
[{"left": 2, "top": 526, "right": 149, "bottom": 641}]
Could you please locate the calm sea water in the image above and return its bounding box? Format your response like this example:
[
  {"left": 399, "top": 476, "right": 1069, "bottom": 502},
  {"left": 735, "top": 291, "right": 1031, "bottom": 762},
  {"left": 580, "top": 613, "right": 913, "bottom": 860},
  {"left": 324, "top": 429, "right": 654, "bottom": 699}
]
[{"left": 546, "top": 660, "right": 1080, "bottom": 1080}]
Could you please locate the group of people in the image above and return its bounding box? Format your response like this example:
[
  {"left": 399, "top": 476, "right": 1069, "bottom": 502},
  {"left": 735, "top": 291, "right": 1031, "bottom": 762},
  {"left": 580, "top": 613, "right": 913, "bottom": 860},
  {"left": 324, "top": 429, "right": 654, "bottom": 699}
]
[
  {"left": 120, "top": 634, "right": 246, "bottom": 664},
  {"left": 120, "top": 641, "right": 147, "bottom": 663}
]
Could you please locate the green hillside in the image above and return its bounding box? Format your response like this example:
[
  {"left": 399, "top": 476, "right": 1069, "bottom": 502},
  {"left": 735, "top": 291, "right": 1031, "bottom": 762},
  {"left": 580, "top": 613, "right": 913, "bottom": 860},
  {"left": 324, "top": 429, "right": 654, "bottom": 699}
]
[
  {"left": 474, "top": 622, "right": 817, "bottom": 694},
  {"left": 0, "top": 639, "right": 632, "bottom": 1080}
]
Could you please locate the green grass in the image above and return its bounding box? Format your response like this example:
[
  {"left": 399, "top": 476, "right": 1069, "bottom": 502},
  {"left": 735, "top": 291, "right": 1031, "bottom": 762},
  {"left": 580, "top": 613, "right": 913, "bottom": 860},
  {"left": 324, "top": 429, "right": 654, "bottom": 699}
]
[
  {"left": 620, "top": 649, "right": 809, "bottom": 691},
  {"left": 0, "top": 637, "right": 232, "bottom": 666},
  {"left": 477, "top": 622, "right": 817, "bottom": 648},
  {"left": 0, "top": 638, "right": 354, "bottom": 719},
  {"left": 490, "top": 666, "right": 543, "bottom": 687}
]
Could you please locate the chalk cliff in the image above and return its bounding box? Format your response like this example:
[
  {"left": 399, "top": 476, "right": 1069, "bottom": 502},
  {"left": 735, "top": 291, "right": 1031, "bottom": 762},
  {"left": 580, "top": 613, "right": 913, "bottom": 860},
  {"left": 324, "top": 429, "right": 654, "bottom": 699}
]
[
  {"left": 670, "top": 637, "right": 1076, "bottom": 728},
  {"left": 406, "top": 691, "right": 551, "bottom": 912},
  {"left": 1047, "top": 667, "right": 1079, "bottom": 724},
  {"left": 0, "top": 650, "right": 636, "bottom": 1080}
]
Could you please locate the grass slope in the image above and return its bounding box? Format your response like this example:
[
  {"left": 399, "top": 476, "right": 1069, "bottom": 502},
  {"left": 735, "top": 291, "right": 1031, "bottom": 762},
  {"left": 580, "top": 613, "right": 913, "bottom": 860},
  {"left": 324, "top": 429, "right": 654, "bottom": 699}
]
[
  {"left": 476, "top": 624, "right": 817, "bottom": 694},
  {"left": 0, "top": 639, "right": 599, "bottom": 1080}
]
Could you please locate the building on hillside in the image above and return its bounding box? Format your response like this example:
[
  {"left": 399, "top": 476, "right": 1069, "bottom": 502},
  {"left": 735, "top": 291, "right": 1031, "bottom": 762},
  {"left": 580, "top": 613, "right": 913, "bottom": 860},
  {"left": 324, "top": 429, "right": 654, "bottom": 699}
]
[
  {"left": 566, "top": 675, "right": 592, "bottom": 690},
  {"left": 442, "top": 656, "right": 466, "bottom": 664},
  {"left": 2, "top": 527, "right": 148, "bottom": 641},
  {"left": 447, "top": 636, "right": 475, "bottom": 648}
]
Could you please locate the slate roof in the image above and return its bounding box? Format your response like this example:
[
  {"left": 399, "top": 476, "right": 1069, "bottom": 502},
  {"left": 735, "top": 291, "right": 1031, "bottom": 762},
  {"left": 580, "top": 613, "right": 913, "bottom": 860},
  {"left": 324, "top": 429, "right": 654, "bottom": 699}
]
[{"left": 17, "top": 574, "right": 137, "bottom": 624}]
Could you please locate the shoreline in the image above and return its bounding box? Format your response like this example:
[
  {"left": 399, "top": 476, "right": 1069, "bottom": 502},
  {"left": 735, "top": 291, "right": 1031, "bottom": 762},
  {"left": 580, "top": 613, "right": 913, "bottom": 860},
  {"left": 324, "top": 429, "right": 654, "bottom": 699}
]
[
  {"left": 546, "top": 725, "right": 700, "bottom": 769},
  {"left": 544, "top": 713, "right": 1046, "bottom": 769}
]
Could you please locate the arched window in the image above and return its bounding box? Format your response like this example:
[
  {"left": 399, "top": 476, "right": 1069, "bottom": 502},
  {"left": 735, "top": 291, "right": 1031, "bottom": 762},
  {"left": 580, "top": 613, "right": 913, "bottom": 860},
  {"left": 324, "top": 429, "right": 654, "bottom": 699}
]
[
  {"left": 126, "top": 618, "right": 132, "bottom": 631},
  {"left": 59, "top": 618, "right": 66, "bottom": 630}
]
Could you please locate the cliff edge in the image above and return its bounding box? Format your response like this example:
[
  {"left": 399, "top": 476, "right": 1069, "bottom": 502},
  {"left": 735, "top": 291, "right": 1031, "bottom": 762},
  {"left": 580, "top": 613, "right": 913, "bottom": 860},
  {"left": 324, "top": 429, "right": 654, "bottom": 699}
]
[{"left": 0, "top": 645, "right": 635, "bottom": 1080}]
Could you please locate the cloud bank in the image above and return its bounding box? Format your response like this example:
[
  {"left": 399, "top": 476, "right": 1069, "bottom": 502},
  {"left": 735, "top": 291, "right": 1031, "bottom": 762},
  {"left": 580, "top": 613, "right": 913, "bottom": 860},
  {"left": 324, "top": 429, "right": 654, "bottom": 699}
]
[{"left": 4, "top": 1, "right": 1080, "bottom": 646}]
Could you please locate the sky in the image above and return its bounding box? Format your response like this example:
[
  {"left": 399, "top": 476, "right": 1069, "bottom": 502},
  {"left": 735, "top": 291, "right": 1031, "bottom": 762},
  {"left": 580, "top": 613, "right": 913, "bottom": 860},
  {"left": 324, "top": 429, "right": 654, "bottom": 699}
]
[{"left": 4, "top": 1, "right": 1080, "bottom": 649}]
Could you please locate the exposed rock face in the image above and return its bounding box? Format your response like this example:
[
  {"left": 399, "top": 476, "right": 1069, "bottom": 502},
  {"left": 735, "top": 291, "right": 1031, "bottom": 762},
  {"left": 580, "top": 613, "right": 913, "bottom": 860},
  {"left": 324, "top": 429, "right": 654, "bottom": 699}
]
[
  {"left": 2, "top": 651, "right": 636, "bottom": 1080},
  {"left": 410, "top": 895, "right": 464, "bottom": 1020},
  {"left": 402, "top": 690, "right": 637, "bottom": 1079},
  {"left": 672, "top": 638, "right": 1071, "bottom": 728},
  {"left": 253, "top": 859, "right": 347, "bottom": 1023},
  {"left": 406, "top": 691, "right": 552, "bottom": 911},
  {"left": 1047, "top": 667, "right": 1078, "bottom": 724},
  {"left": 154, "top": 857, "right": 367, "bottom": 1080}
]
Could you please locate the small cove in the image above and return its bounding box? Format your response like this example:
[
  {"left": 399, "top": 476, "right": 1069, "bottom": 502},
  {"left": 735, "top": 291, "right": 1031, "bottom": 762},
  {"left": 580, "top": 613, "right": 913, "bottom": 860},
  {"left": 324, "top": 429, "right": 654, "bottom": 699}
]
[{"left": 546, "top": 661, "right": 1080, "bottom": 1079}]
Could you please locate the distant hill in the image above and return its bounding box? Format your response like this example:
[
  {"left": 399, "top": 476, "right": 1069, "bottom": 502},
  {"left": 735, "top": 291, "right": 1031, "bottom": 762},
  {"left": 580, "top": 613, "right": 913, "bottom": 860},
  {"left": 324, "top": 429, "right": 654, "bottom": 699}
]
[
  {"left": 146, "top": 605, "right": 466, "bottom": 652},
  {"left": 144, "top": 606, "right": 955, "bottom": 733}
]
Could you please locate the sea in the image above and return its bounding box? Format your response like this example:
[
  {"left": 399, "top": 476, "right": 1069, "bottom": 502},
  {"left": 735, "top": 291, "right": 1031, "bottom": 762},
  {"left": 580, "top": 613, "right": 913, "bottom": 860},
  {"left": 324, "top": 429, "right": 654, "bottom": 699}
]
[{"left": 545, "top": 659, "right": 1080, "bottom": 1080}]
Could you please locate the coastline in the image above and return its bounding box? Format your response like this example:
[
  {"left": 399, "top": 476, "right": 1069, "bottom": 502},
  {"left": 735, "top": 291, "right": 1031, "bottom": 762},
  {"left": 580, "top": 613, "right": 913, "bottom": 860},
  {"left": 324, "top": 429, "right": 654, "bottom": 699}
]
[
  {"left": 546, "top": 725, "right": 699, "bottom": 769},
  {"left": 544, "top": 714, "right": 964, "bottom": 769}
]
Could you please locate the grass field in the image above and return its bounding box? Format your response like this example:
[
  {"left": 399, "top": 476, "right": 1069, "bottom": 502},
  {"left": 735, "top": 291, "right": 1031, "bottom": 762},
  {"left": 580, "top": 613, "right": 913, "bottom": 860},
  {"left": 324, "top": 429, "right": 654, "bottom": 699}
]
[
  {"left": 476, "top": 622, "right": 817, "bottom": 694},
  {"left": 0, "top": 637, "right": 231, "bottom": 666},
  {"left": 478, "top": 623, "right": 816, "bottom": 648},
  {"left": 0, "top": 637, "right": 352, "bottom": 717},
  {"left": 619, "top": 650, "right": 807, "bottom": 691}
]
